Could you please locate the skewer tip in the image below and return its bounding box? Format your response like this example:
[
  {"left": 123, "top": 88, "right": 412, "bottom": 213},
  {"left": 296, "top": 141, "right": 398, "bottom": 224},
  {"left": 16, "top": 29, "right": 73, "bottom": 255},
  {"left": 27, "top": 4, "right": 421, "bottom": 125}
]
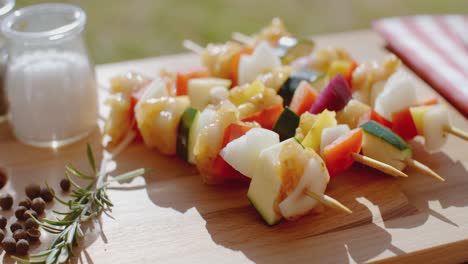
[
  {"left": 405, "top": 158, "right": 445, "bottom": 182},
  {"left": 305, "top": 190, "right": 352, "bottom": 214},
  {"left": 351, "top": 153, "right": 408, "bottom": 178},
  {"left": 182, "top": 39, "right": 204, "bottom": 54},
  {"left": 231, "top": 32, "right": 254, "bottom": 45}
]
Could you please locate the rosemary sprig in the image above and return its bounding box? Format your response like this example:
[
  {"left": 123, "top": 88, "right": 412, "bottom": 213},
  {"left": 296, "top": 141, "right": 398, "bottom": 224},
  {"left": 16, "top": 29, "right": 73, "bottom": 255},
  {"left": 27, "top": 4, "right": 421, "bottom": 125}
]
[{"left": 14, "top": 144, "right": 145, "bottom": 264}]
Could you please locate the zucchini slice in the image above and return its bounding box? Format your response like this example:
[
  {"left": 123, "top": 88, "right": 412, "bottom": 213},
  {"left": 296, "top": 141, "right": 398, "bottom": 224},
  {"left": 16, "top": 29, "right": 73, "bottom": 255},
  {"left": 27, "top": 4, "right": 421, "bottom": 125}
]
[
  {"left": 273, "top": 107, "right": 300, "bottom": 141},
  {"left": 176, "top": 107, "right": 200, "bottom": 162},
  {"left": 360, "top": 120, "right": 412, "bottom": 170},
  {"left": 247, "top": 141, "right": 284, "bottom": 225},
  {"left": 361, "top": 121, "right": 408, "bottom": 151},
  {"left": 279, "top": 67, "right": 323, "bottom": 106}
]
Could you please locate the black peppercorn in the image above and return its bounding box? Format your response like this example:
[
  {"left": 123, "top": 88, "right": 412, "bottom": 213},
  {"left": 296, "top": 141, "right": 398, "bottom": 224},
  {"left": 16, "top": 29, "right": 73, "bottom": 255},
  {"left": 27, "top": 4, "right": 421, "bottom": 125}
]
[
  {"left": 15, "top": 206, "right": 27, "bottom": 220},
  {"left": 25, "top": 218, "right": 38, "bottom": 230},
  {"left": 0, "top": 229, "right": 4, "bottom": 241},
  {"left": 31, "top": 197, "right": 46, "bottom": 215},
  {"left": 13, "top": 229, "right": 28, "bottom": 241},
  {"left": 40, "top": 187, "right": 54, "bottom": 203},
  {"left": 0, "top": 169, "right": 7, "bottom": 190},
  {"left": 16, "top": 239, "right": 29, "bottom": 255},
  {"left": 1, "top": 237, "right": 16, "bottom": 254},
  {"left": 10, "top": 221, "right": 23, "bottom": 233},
  {"left": 18, "top": 198, "right": 32, "bottom": 209},
  {"left": 0, "top": 215, "right": 6, "bottom": 229},
  {"left": 25, "top": 184, "right": 41, "bottom": 199},
  {"left": 27, "top": 228, "right": 41, "bottom": 243},
  {"left": 60, "top": 178, "right": 71, "bottom": 192},
  {"left": 23, "top": 209, "right": 38, "bottom": 221},
  {"left": 0, "top": 193, "right": 13, "bottom": 210}
]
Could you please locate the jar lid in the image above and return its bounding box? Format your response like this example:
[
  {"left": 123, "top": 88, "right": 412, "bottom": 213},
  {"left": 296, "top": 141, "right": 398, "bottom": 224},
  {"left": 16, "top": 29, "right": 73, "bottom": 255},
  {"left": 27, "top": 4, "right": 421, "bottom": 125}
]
[{"left": 1, "top": 3, "right": 85, "bottom": 43}]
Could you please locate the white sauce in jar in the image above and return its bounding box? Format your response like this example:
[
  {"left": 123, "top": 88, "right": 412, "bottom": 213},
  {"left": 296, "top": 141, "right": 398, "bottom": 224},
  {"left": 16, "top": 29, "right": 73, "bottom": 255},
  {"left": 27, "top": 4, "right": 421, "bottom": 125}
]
[{"left": 6, "top": 50, "right": 97, "bottom": 146}]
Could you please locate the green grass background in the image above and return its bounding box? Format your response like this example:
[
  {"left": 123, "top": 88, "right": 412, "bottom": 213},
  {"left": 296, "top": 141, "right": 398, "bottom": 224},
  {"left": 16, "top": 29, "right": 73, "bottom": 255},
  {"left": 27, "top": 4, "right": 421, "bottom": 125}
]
[{"left": 16, "top": 0, "right": 468, "bottom": 64}]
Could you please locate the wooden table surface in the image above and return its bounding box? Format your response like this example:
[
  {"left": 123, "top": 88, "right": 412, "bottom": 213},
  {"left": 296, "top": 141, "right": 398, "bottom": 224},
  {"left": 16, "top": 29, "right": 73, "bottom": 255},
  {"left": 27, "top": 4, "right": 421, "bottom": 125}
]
[{"left": 1, "top": 30, "right": 468, "bottom": 264}]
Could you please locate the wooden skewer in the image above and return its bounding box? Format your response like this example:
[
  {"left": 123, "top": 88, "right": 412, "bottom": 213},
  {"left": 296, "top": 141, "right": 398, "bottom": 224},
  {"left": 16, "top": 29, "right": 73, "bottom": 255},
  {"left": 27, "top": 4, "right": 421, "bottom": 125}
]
[
  {"left": 445, "top": 126, "right": 468, "bottom": 141},
  {"left": 182, "top": 40, "right": 204, "bottom": 55},
  {"left": 232, "top": 32, "right": 254, "bottom": 45},
  {"left": 404, "top": 158, "right": 445, "bottom": 182},
  {"left": 351, "top": 153, "right": 408, "bottom": 178},
  {"left": 305, "top": 189, "right": 352, "bottom": 214}
]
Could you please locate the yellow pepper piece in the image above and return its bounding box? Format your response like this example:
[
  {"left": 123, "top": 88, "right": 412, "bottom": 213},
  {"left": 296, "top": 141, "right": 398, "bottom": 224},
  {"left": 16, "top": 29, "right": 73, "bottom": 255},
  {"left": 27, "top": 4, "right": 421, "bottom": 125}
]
[
  {"left": 327, "top": 60, "right": 352, "bottom": 80},
  {"left": 409, "top": 105, "right": 434, "bottom": 136},
  {"left": 301, "top": 110, "right": 337, "bottom": 152}
]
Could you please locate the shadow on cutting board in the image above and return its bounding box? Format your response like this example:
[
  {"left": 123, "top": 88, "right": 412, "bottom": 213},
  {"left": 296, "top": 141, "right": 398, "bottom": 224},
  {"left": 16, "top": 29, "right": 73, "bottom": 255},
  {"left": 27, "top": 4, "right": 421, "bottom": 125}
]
[
  {"left": 382, "top": 140, "right": 468, "bottom": 230},
  {"left": 109, "top": 144, "right": 421, "bottom": 263},
  {"left": 117, "top": 138, "right": 467, "bottom": 262}
]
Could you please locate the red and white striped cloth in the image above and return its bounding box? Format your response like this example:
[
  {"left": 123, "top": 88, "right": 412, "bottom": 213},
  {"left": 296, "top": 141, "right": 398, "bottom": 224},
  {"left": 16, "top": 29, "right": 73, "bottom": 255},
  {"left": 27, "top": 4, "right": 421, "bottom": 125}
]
[{"left": 373, "top": 15, "right": 468, "bottom": 116}]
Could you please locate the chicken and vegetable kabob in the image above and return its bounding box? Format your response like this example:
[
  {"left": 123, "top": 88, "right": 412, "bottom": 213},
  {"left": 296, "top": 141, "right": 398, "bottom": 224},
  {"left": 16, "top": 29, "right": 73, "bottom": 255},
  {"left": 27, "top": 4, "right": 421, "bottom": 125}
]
[{"left": 103, "top": 18, "right": 468, "bottom": 225}]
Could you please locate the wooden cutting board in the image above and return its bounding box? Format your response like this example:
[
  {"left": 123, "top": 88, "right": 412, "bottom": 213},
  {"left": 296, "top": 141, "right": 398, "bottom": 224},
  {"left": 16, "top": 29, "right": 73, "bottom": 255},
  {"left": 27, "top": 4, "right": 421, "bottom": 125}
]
[{"left": 0, "top": 30, "right": 467, "bottom": 263}]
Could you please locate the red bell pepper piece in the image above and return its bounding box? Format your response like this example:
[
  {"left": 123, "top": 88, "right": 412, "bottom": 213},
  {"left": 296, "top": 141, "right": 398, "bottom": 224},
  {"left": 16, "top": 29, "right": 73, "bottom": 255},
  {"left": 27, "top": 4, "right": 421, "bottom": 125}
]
[
  {"left": 128, "top": 85, "right": 149, "bottom": 141},
  {"left": 212, "top": 124, "right": 253, "bottom": 180},
  {"left": 211, "top": 156, "right": 245, "bottom": 180},
  {"left": 221, "top": 123, "right": 253, "bottom": 146},
  {"left": 371, "top": 110, "right": 392, "bottom": 128},
  {"left": 242, "top": 104, "right": 284, "bottom": 130},
  {"left": 391, "top": 108, "right": 418, "bottom": 141},
  {"left": 323, "top": 128, "right": 363, "bottom": 177},
  {"left": 345, "top": 61, "right": 358, "bottom": 87},
  {"left": 130, "top": 86, "right": 146, "bottom": 109},
  {"left": 127, "top": 98, "right": 142, "bottom": 141},
  {"left": 176, "top": 69, "right": 210, "bottom": 96},
  {"left": 358, "top": 110, "right": 392, "bottom": 129},
  {"left": 289, "top": 81, "right": 318, "bottom": 115},
  {"left": 386, "top": 98, "right": 437, "bottom": 141}
]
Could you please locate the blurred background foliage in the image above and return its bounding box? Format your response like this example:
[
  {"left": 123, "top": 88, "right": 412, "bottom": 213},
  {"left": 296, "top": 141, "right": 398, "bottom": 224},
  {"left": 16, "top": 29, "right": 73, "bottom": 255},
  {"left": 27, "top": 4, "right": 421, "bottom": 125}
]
[{"left": 17, "top": 0, "right": 468, "bottom": 64}]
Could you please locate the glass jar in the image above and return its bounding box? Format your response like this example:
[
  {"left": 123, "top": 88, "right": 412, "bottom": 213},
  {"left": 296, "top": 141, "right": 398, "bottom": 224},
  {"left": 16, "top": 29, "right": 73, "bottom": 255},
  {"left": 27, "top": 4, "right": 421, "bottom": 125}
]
[
  {"left": 0, "top": 0, "right": 14, "bottom": 122},
  {"left": 1, "top": 4, "right": 97, "bottom": 148}
]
